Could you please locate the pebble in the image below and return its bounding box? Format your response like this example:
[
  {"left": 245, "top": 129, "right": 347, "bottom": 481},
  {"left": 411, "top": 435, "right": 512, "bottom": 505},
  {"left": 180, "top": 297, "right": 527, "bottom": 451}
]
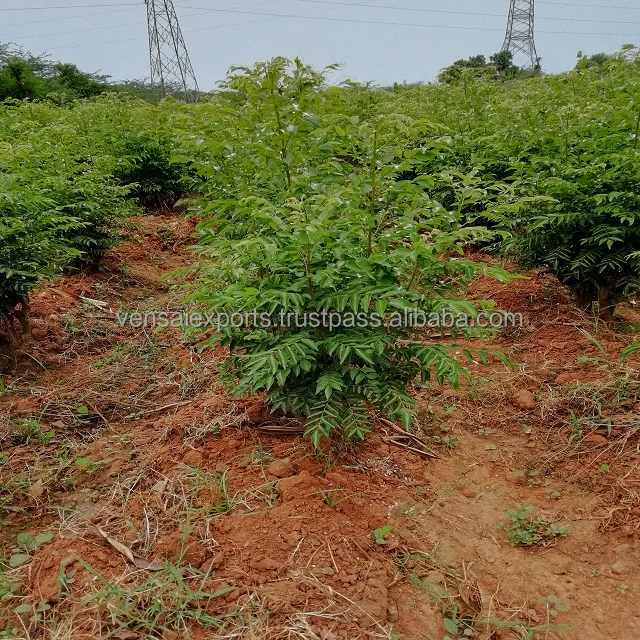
[
  {"left": 182, "top": 449, "right": 203, "bottom": 466},
  {"left": 460, "top": 486, "right": 478, "bottom": 499},
  {"left": 266, "top": 458, "right": 295, "bottom": 479},
  {"left": 611, "top": 559, "right": 631, "bottom": 575},
  {"left": 513, "top": 389, "right": 536, "bottom": 409},
  {"left": 387, "top": 601, "right": 399, "bottom": 623}
]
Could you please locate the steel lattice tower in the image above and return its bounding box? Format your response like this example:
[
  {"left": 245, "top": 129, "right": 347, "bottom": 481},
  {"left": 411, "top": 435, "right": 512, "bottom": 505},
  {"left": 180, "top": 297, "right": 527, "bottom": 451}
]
[
  {"left": 502, "top": 0, "right": 539, "bottom": 71},
  {"left": 145, "top": 0, "right": 200, "bottom": 102}
]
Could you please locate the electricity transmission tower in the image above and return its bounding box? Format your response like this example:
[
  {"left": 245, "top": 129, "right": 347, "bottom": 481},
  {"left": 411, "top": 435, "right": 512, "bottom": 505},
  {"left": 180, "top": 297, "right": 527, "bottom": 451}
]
[
  {"left": 502, "top": 0, "right": 539, "bottom": 71},
  {"left": 145, "top": 0, "right": 200, "bottom": 102}
]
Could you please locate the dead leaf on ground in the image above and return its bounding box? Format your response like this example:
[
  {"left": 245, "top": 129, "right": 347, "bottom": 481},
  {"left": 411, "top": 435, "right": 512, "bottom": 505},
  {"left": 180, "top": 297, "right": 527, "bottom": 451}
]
[
  {"left": 29, "top": 478, "right": 44, "bottom": 499},
  {"left": 92, "top": 526, "right": 163, "bottom": 571},
  {"left": 151, "top": 478, "right": 169, "bottom": 495}
]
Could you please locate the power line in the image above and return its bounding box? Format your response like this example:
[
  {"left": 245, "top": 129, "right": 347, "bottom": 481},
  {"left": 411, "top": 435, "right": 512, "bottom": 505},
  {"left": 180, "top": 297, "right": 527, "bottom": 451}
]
[
  {"left": 48, "top": 0, "right": 362, "bottom": 49},
  {"left": 5, "top": 0, "right": 280, "bottom": 42},
  {"left": 50, "top": 16, "right": 640, "bottom": 52},
  {"left": 3, "top": 0, "right": 639, "bottom": 11},
  {"left": 10, "top": 19, "right": 144, "bottom": 41},
  {"left": 5, "top": 0, "right": 640, "bottom": 41},
  {"left": 172, "top": 6, "right": 640, "bottom": 35},
  {"left": 0, "top": 3, "right": 139, "bottom": 9},
  {"left": 17, "top": 2, "right": 640, "bottom": 51},
  {"left": 11, "top": 2, "right": 640, "bottom": 44},
  {"left": 538, "top": 0, "right": 639, "bottom": 9},
  {"left": 217, "top": 0, "right": 640, "bottom": 26},
  {"left": 5, "top": 7, "right": 138, "bottom": 28}
]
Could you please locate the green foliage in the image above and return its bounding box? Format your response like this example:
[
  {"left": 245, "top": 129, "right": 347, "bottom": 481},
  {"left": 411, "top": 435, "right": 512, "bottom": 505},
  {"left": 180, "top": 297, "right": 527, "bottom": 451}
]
[
  {"left": 114, "top": 132, "right": 187, "bottom": 210},
  {"left": 180, "top": 58, "right": 515, "bottom": 449},
  {"left": 0, "top": 60, "right": 43, "bottom": 101},
  {"left": 0, "top": 173, "right": 81, "bottom": 352},
  {"left": 0, "top": 42, "right": 166, "bottom": 104},
  {"left": 0, "top": 95, "right": 154, "bottom": 354},
  {"left": 54, "top": 63, "right": 106, "bottom": 99},
  {"left": 422, "top": 45, "right": 640, "bottom": 320},
  {"left": 0, "top": 44, "right": 109, "bottom": 102},
  {"left": 7, "top": 531, "right": 53, "bottom": 568},
  {"left": 3, "top": 42, "right": 639, "bottom": 396},
  {"left": 437, "top": 50, "right": 521, "bottom": 85},
  {"left": 505, "top": 151, "right": 640, "bottom": 320},
  {"left": 499, "top": 505, "right": 568, "bottom": 546},
  {"left": 620, "top": 342, "right": 640, "bottom": 362},
  {"left": 75, "top": 556, "right": 232, "bottom": 635},
  {"left": 373, "top": 525, "right": 392, "bottom": 545},
  {"left": 575, "top": 51, "right": 613, "bottom": 70}
]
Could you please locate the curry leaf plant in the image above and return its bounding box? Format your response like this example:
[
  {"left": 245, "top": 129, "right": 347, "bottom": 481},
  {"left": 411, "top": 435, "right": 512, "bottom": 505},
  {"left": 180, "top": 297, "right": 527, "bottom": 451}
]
[
  {"left": 173, "top": 57, "right": 340, "bottom": 206},
  {"left": 186, "top": 60, "right": 512, "bottom": 449},
  {"left": 0, "top": 174, "right": 82, "bottom": 354},
  {"left": 0, "top": 95, "right": 143, "bottom": 356}
]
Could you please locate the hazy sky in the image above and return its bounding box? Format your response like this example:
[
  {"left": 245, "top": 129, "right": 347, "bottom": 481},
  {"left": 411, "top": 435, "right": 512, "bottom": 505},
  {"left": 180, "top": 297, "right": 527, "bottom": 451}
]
[{"left": 2, "top": 0, "right": 639, "bottom": 89}]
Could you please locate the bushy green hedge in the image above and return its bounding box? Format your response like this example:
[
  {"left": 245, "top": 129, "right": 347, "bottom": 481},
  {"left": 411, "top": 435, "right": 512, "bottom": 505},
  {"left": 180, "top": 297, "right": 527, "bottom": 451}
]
[
  {"left": 0, "top": 97, "right": 145, "bottom": 355},
  {"left": 114, "top": 133, "right": 187, "bottom": 210}
]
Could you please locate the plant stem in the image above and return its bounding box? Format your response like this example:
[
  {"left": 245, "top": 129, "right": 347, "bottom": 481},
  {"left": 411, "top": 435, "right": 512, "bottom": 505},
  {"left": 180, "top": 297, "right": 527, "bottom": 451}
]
[
  {"left": 367, "top": 130, "right": 378, "bottom": 257},
  {"left": 269, "top": 85, "right": 292, "bottom": 190},
  {"left": 304, "top": 206, "right": 313, "bottom": 296},
  {"left": 407, "top": 258, "right": 421, "bottom": 290}
]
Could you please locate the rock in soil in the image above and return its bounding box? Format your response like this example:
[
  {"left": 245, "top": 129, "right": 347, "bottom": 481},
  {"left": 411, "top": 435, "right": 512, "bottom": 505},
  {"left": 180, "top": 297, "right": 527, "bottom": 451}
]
[
  {"left": 512, "top": 389, "right": 536, "bottom": 410},
  {"left": 266, "top": 458, "right": 295, "bottom": 479}
]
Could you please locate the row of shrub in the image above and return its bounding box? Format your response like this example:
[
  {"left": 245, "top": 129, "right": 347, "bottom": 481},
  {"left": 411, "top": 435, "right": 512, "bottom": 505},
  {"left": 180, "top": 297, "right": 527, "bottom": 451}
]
[
  {"left": 172, "top": 51, "right": 640, "bottom": 447},
  {"left": 0, "top": 95, "right": 186, "bottom": 356},
  {"left": 2, "top": 48, "right": 640, "bottom": 445}
]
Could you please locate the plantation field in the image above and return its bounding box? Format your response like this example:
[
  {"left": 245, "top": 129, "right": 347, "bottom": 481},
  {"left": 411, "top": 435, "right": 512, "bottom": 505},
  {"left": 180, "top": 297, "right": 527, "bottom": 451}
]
[
  {"left": 1, "top": 215, "right": 639, "bottom": 639},
  {"left": 1, "top": 51, "right": 640, "bottom": 638}
]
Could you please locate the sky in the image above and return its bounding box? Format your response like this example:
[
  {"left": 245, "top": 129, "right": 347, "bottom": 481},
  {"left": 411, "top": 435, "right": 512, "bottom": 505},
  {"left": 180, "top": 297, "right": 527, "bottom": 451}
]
[{"left": 2, "top": 0, "right": 640, "bottom": 90}]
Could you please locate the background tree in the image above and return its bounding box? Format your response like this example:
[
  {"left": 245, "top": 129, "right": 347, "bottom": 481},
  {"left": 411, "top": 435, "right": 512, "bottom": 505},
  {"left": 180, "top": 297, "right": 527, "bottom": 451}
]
[{"left": 438, "top": 51, "right": 521, "bottom": 84}]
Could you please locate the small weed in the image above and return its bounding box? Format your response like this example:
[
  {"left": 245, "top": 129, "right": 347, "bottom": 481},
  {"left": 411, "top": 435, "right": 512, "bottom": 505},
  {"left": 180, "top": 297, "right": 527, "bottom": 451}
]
[
  {"left": 321, "top": 488, "right": 345, "bottom": 509},
  {"left": 74, "top": 457, "right": 104, "bottom": 473},
  {"left": 437, "top": 426, "right": 457, "bottom": 449},
  {"left": 568, "top": 412, "right": 584, "bottom": 444},
  {"left": 246, "top": 432, "right": 273, "bottom": 465},
  {"left": 178, "top": 465, "right": 235, "bottom": 517},
  {"left": 514, "top": 470, "right": 542, "bottom": 487},
  {"left": 600, "top": 463, "right": 610, "bottom": 474},
  {"left": 235, "top": 479, "right": 279, "bottom": 510},
  {"left": 209, "top": 470, "right": 234, "bottom": 516},
  {"left": 396, "top": 500, "right": 420, "bottom": 518},
  {"left": 373, "top": 525, "right": 392, "bottom": 545},
  {"left": 545, "top": 488, "right": 561, "bottom": 500},
  {"left": 540, "top": 594, "right": 569, "bottom": 617},
  {"left": 0, "top": 551, "right": 21, "bottom": 604},
  {"left": 0, "top": 474, "right": 31, "bottom": 514},
  {"left": 74, "top": 556, "right": 235, "bottom": 636},
  {"left": 499, "top": 505, "right": 568, "bottom": 547},
  {"left": 402, "top": 550, "right": 571, "bottom": 639},
  {"left": 94, "top": 338, "right": 159, "bottom": 370},
  {"left": 0, "top": 376, "right": 16, "bottom": 396},
  {"left": 8, "top": 532, "right": 53, "bottom": 568},
  {"left": 12, "top": 417, "right": 55, "bottom": 445}
]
